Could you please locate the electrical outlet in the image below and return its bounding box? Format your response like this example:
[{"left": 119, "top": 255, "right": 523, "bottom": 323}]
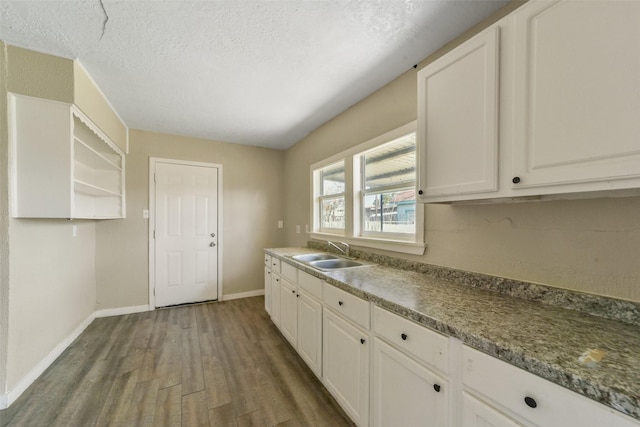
[
  {"left": 278, "top": 220, "right": 284, "bottom": 229},
  {"left": 305, "top": 224, "right": 310, "bottom": 233},
  {"left": 72, "top": 225, "right": 78, "bottom": 237},
  {"left": 295, "top": 225, "right": 300, "bottom": 234}
]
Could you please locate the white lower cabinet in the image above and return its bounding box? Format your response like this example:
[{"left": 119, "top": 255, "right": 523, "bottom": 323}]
[
  {"left": 280, "top": 278, "right": 298, "bottom": 346},
  {"left": 462, "top": 345, "right": 640, "bottom": 427},
  {"left": 297, "top": 291, "right": 323, "bottom": 377},
  {"left": 371, "top": 338, "right": 448, "bottom": 427},
  {"left": 323, "top": 306, "right": 370, "bottom": 427},
  {"left": 462, "top": 392, "right": 522, "bottom": 427},
  {"left": 270, "top": 273, "right": 281, "bottom": 327},
  {"left": 264, "top": 266, "right": 272, "bottom": 315}
]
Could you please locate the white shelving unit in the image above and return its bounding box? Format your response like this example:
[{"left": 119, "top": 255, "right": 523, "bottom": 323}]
[{"left": 8, "top": 93, "right": 126, "bottom": 219}]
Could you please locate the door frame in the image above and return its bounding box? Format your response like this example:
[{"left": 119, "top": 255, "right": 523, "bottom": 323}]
[{"left": 148, "top": 157, "right": 224, "bottom": 309}]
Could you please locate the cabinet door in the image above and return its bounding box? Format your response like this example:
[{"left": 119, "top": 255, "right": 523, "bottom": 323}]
[
  {"left": 271, "top": 274, "right": 281, "bottom": 326},
  {"left": 280, "top": 279, "right": 298, "bottom": 346},
  {"left": 371, "top": 338, "right": 448, "bottom": 427},
  {"left": 323, "top": 308, "right": 369, "bottom": 426},
  {"left": 264, "top": 266, "right": 272, "bottom": 315},
  {"left": 417, "top": 25, "right": 500, "bottom": 201},
  {"left": 297, "top": 292, "right": 322, "bottom": 377},
  {"left": 511, "top": 0, "right": 640, "bottom": 191},
  {"left": 462, "top": 392, "right": 523, "bottom": 427}
]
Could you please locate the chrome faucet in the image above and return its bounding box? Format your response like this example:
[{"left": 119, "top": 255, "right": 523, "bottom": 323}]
[{"left": 328, "top": 241, "right": 350, "bottom": 258}]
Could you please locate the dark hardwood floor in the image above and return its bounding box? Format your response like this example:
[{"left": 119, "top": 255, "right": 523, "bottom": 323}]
[{"left": 0, "top": 297, "right": 353, "bottom": 426}]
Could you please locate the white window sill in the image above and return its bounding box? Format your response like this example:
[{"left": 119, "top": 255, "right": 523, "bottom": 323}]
[{"left": 310, "top": 232, "right": 426, "bottom": 256}]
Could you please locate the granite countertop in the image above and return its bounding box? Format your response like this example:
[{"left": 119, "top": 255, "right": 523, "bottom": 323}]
[{"left": 266, "top": 247, "right": 640, "bottom": 422}]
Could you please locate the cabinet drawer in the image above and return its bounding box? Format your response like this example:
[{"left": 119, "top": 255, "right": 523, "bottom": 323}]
[
  {"left": 270, "top": 257, "right": 281, "bottom": 273},
  {"left": 323, "top": 282, "right": 370, "bottom": 330},
  {"left": 281, "top": 261, "right": 297, "bottom": 283},
  {"left": 298, "top": 270, "right": 322, "bottom": 301},
  {"left": 264, "top": 254, "right": 272, "bottom": 267},
  {"left": 462, "top": 345, "right": 640, "bottom": 426},
  {"left": 373, "top": 306, "right": 448, "bottom": 374}
]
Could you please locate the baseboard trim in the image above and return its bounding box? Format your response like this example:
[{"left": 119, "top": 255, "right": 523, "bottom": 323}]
[
  {"left": 223, "top": 289, "right": 265, "bottom": 301},
  {"left": 95, "top": 304, "right": 150, "bottom": 318},
  {"left": 0, "top": 311, "right": 96, "bottom": 410}
]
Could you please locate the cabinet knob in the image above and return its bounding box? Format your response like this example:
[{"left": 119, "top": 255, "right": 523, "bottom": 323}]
[
  {"left": 433, "top": 384, "right": 441, "bottom": 392},
  {"left": 360, "top": 338, "right": 366, "bottom": 344},
  {"left": 296, "top": 294, "right": 299, "bottom": 298},
  {"left": 338, "top": 301, "right": 344, "bottom": 306},
  {"left": 401, "top": 333, "right": 408, "bottom": 341},
  {"left": 512, "top": 176, "right": 521, "bottom": 184},
  {"left": 524, "top": 396, "right": 537, "bottom": 408},
  {"left": 418, "top": 190, "right": 424, "bottom": 195},
  {"left": 291, "top": 290, "right": 295, "bottom": 294}
]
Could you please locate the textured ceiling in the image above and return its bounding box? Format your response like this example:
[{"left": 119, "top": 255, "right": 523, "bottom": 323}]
[{"left": 0, "top": 0, "right": 508, "bottom": 149}]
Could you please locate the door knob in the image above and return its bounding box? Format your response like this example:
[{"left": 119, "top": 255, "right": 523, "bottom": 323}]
[{"left": 209, "top": 242, "right": 216, "bottom": 247}]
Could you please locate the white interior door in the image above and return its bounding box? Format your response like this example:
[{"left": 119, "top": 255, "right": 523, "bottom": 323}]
[{"left": 154, "top": 161, "right": 219, "bottom": 307}]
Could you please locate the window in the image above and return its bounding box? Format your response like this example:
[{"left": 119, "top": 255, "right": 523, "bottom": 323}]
[
  {"left": 317, "top": 160, "right": 345, "bottom": 233},
  {"left": 361, "top": 133, "right": 416, "bottom": 238},
  {"left": 311, "top": 122, "right": 424, "bottom": 255}
]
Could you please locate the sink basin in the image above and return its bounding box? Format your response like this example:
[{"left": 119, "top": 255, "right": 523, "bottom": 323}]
[
  {"left": 292, "top": 253, "right": 339, "bottom": 262},
  {"left": 308, "top": 258, "right": 367, "bottom": 271}
]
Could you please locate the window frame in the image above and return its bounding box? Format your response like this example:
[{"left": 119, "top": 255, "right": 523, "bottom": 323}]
[
  {"left": 310, "top": 121, "right": 425, "bottom": 255},
  {"left": 316, "top": 160, "right": 346, "bottom": 234}
]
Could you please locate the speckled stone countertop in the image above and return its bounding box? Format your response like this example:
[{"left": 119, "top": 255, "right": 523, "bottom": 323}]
[{"left": 265, "top": 247, "right": 640, "bottom": 422}]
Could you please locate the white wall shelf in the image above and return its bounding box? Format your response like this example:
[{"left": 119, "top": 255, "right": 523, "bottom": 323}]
[{"left": 9, "top": 93, "right": 126, "bottom": 219}]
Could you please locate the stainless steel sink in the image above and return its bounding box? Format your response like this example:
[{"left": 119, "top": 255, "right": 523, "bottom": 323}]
[
  {"left": 308, "top": 258, "right": 367, "bottom": 271},
  {"left": 292, "top": 253, "right": 339, "bottom": 262}
]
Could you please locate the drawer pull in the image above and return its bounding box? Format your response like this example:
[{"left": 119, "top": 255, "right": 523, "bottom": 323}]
[
  {"left": 360, "top": 338, "right": 366, "bottom": 344},
  {"left": 401, "top": 333, "right": 408, "bottom": 341},
  {"left": 524, "top": 396, "right": 537, "bottom": 409},
  {"left": 433, "top": 384, "right": 441, "bottom": 393},
  {"left": 338, "top": 301, "right": 344, "bottom": 306}
]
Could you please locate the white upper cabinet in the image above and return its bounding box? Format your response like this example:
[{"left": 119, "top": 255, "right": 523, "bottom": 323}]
[
  {"left": 9, "top": 93, "right": 126, "bottom": 219},
  {"left": 511, "top": 0, "right": 640, "bottom": 193},
  {"left": 417, "top": 25, "right": 500, "bottom": 201},
  {"left": 417, "top": 0, "right": 640, "bottom": 203}
]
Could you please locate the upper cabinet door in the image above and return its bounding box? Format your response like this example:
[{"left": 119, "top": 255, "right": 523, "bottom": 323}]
[
  {"left": 511, "top": 0, "right": 640, "bottom": 191},
  {"left": 417, "top": 25, "right": 500, "bottom": 201}
]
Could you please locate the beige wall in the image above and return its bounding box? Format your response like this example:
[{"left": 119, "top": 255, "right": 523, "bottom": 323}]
[
  {"left": 283, "top": 3, "right": 640, "bottom": 303},
  {"left": 7, "top": 220, "right": 96, "bottom": 389},
  {"left": 0, "top": 41, "right": 10, "bottom": 396},
  {"left": 95, "top": 129, "right": 285, "bottom": 310},
  {"left": 73, "top": 62, "right": 128, "bottom": 153}
]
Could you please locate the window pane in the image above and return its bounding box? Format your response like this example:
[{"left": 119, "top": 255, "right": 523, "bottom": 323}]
[
  {"left": 363, "top": 189, "right": 415, "bottom": 234},
  {"left": 321, "top": 161, "right": 345, "bottom": 196},
  {"left": 364, "top": 133, "right": 416, "bottom": 189},
  {"left": 321, "top": 197, "right": 345, "bottom": 229}
]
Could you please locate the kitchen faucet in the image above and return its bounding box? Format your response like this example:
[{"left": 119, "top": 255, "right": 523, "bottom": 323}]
[{"left": 327, "top": 241, "right": 350, "bottom": 258}]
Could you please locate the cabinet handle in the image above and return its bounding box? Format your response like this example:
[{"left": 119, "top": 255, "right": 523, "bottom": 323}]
[
  {"left": 524, "top": 396, "right": 537, "bottom": 408},
  {"left": 418, "top": 190, "right": 424, "bottom": 195},
  {"left": 401, "top": 333, "right": 407, "bottom": 341},
  {"left": 360, "top": 338, "right": 366, "bottom": 344},
  {"left": 512, "top": 176, "right": 521, "bottom": 184},
  {"left": 338, "top": 301, "right": 344, "bottom": 306},
  {"left": 433, "top": 384, "right": 441, "bottom": 393}
]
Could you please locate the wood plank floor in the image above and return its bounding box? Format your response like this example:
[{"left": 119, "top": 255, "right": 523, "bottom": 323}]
[{"left": 0, "top": 297, "right": 353, "bottom": 427}]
